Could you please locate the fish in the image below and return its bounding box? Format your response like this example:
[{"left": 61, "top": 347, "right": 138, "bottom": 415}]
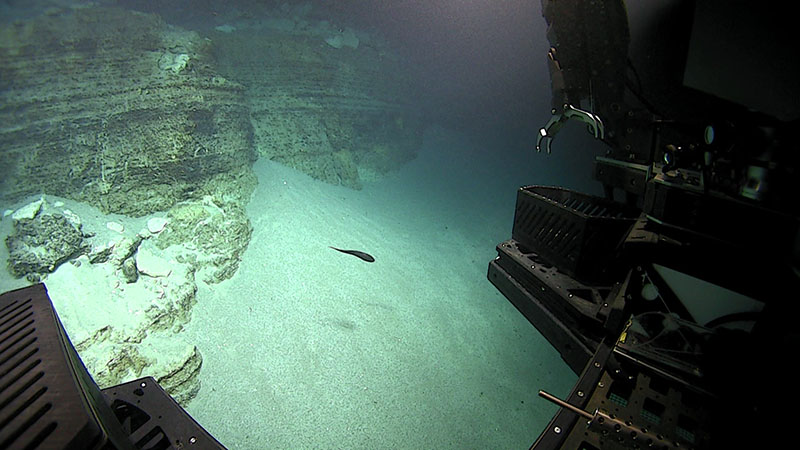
[{"left": 329, "top": 246, "right": 375, "bottom": 263}]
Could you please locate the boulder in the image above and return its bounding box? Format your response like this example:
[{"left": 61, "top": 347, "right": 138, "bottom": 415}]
[
  {"left": 155, "top": 197, "right": 252, "bottom": 284},
  {"left": 5, "top": 198, "right": 88, "bottom": 279}
]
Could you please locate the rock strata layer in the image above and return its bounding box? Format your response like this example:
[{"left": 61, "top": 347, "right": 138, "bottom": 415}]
[{"left": 0, "top": 6, "right": 256, "bottom": 217}]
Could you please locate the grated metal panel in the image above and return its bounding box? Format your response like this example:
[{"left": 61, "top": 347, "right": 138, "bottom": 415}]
[
  {"left": 511, "top": 186, "right": 638, "bottom": 283},
  {"left": 103, "top": 377, "right": 226, "bottom": 450},
  {"left": 0, "top": 283, "right": 131, "bottom": 450}
]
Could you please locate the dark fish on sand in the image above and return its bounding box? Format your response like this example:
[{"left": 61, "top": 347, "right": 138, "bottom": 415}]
[{"left": 329, "top": 246, "right": 375, "bottom": 262}]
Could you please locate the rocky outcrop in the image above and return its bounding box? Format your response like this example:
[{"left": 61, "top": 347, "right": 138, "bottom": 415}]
[
  {"left": 154, "top": 343, "right": 204, "bottom": 405},
  {"left": 155, "top": 196, "right": 252, "bottom": 284},
  {"left": 5, "top": 198, "right": 89, "bottom": 280},
  {"left": 0, "top": 6, "right": 256, "bottom": 217},
  {"left": 4, "top": 196, "right": 210, "bottom": 405},
  {"left": 210, "top": 24, "right": 423, "bottom": 189},
  {"left": 78, "top": 339, "right": 203, "bottom": 406},
  {"left": 54, "top": 237, "right": 203, "bottom": 404}
]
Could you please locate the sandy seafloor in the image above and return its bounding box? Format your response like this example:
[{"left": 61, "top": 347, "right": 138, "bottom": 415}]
[{"left": 0, "top": 126, "right": 579, "bottom": 449}]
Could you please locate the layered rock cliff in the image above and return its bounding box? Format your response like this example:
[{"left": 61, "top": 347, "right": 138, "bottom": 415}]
[
  {"left": 210, "top": 21, "right": 422, "bottom": 189},
  {"left": 0, "top": 6, "right": 257, "bottom": 217},
  {"left": 0, "top": 2, "right": 424, "bottom": 407}
]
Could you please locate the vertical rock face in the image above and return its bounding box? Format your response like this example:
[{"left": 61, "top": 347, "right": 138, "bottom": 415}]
[
  {"left": 0, "top": 6, "right": 256, "bottom": 217},
  {"left": 211, "top": 29, "right": 423, "bottom": 189}
]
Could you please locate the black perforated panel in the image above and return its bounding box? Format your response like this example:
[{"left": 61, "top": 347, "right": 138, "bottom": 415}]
[{"left": 0, "top": 283, "right": 131, "bottom": 450}]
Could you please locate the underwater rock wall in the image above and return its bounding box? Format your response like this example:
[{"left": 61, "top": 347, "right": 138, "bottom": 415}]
[
  {"left": 0, "top": 6, "right": 256, "bottom": 217},
  {"left": 0, "top": 2, "right": 425, "bottom": 407},
  {"left": 210, "top": 26, "right": 423, "bottom": 189}
]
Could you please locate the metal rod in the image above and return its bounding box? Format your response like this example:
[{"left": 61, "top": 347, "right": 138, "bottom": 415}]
[{"left": 538, "top": 390, "right": 593, "bottom": 420}]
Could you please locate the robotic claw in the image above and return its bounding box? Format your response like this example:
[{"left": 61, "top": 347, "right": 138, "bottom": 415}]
[
  {"left": 489, "top": 1, "right": 799, "bottom": 449},
  {"left": 536, "top": 104, "right": 604, "bottom": 154}
]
